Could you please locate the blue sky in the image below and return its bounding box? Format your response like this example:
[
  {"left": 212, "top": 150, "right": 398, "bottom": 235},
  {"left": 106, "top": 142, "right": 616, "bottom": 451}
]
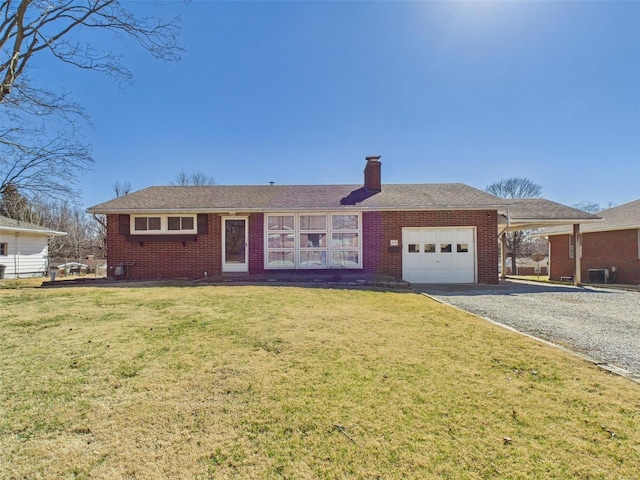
[{"left": 40, "top": 1, "right": 639, "bottom": 210}]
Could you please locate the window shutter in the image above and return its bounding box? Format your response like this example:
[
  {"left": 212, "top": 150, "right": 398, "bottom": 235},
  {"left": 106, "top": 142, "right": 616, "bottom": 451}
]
[
  {"left": 119, "top": 215, "right": 130, "bottom": 235},
  {"left": 197, "top": 214, "right": 208, "bottom": 235}
]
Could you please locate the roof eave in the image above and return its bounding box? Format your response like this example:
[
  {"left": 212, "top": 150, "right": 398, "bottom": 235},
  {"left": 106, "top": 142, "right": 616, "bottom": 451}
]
[
  {"left": 0, "top": 226, "right": 67, "bottom": 236},
  {"left": 87, "top": 204, "right": 508, "bottom": 215},
  {"left": 501, "top": 217, "right": 603, "bottom": 224},
  {"left": 534, "top": 223, "right": 640, "bottom": 237}
]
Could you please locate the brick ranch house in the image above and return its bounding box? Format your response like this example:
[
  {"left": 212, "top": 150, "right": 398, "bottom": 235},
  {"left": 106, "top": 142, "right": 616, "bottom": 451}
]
[
  {"left": 87, "top": 157, "right": 599, "bottom": 284},
  {"left": 537, "top": 198, "right": 640, "bottom": 285}
]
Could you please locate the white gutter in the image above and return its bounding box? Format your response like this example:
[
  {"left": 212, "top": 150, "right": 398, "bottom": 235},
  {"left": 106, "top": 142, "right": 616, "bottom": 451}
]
[
  {"left": 0, "top": 227, "right": 67, "bottom": 236},
  {"left": 87, "top": 204, "right": 514, "bottom": 215}
]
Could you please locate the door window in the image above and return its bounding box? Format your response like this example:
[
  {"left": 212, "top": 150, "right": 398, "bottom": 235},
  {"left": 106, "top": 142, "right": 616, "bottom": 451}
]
[{"left": 225, "top": 219, "right": 246, "bottom": 264}]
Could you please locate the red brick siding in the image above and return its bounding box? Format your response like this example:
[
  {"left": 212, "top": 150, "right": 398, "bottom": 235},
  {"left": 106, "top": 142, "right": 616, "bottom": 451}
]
[
  {"left": 106, "top": 213, "right": 220, "bottom": 280},
  {"left": 549, "top": 229, "right": 640, "bottom": 285},
  {"left": 549, "top": 235, "right": 575, "bottom": 281},
  {"left": 107, "top": 210, "right": 499, "bottom": 283},
  {"left": 248, "top": 213, "right": 264, "bottom": 275},
  {"left": 362, "top": 210, "right": 499, "bottom": 284}
]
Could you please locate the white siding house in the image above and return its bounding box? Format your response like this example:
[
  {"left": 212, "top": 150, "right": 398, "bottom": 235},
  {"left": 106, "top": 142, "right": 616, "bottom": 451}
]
[{"left": 0, "top": 215, "right": 67, "bottom": 279}]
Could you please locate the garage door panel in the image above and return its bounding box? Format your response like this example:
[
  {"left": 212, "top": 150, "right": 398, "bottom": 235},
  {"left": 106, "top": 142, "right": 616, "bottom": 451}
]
[
  {"left": 452, "top": 230, "right": 473, "bottom": 241},
  {"left": 452, "top": 254, "right": 473, "bottom": 267},
  {"left": 402, "top": 227, "right": 476, "bottom": 284}
]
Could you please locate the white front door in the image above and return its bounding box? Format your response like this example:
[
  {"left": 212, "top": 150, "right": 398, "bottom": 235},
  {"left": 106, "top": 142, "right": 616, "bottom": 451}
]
[
  {"left": 402, "top": 227, "right": 476, "bottom": 283},
  {"left": 222, "top": 217, "right": 248, "bottom": 272}
]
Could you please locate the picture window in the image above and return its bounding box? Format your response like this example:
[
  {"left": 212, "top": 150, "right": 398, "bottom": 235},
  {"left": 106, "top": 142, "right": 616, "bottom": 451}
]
[
  {"left": 268, "top": 216, "right": 294, "bottom": 231},
  {"left": 301, "top": 233, "right": 326, "bottom": 248},
  {"left": 265, "top": 213, "right": 361, "bottom": 269}
]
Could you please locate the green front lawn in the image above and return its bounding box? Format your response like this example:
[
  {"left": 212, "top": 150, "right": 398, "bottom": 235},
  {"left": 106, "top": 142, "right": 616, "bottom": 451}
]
[{"left": 1, "top": 284, "right": 638, "bottom": 479}]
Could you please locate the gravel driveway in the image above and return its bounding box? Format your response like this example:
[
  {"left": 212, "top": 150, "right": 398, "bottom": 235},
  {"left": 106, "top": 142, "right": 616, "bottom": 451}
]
[{"left": 414, "top": 280, "right": 640, "bottom": 382}]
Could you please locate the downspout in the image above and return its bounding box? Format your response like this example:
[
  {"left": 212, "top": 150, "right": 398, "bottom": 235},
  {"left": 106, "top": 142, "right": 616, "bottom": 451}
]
[
  {"left": 14, "top": 232, "right": 19, "bottom": 279},
  {"left": 46, "top": 235, "right": 55, "bottom": 276},
  {"left": 498, "top": 207, "right": 510, "bottom": 238}
]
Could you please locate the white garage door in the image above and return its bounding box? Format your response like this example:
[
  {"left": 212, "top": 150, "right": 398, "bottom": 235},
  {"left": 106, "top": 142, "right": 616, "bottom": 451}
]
[{"left": 402, "top": 227, "right": 476, "bottom": 283}]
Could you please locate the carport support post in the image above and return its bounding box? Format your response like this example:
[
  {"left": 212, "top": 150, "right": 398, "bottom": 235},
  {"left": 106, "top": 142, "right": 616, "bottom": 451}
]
[
  {"left": 500, "top": 233, "right": 507, "bottom": 280},
  {"left": 573, "top": 223, "right": 581, "bottom": 286}
]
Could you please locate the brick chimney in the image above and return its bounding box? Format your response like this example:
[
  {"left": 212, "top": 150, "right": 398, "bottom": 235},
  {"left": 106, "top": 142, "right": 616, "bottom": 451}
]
[{"left": 364, "top": 156, "right": 382, "bottom": 192}]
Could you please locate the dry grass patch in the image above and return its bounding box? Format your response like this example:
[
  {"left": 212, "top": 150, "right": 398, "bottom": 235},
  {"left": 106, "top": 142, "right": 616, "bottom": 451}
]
[
  {"left": 0, "top": 277, "right": 44, "bottom": 289},
  {"left": 1, "top": 285, "right": 639, "bottom": 479}
]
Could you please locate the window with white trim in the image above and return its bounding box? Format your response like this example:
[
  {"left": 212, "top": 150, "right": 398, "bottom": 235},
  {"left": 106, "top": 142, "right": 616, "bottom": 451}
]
[
  {"left": 637, "top": 229, "right": 640, "bottom": 259},
  {"left": 265, "top": 213, "right": 362, "bottom": 269},
  {"left": 0, "top": 242, "right": 7, "bottom": 256},
  {"left": 135, "top": 216, "right": 161, "bottom": 232},
  {"left": 300, "top": 214, "right": 327, "bottom": 267},
  {"left": 331, "top": 214, "right": 360, "bottom": 267},
  {"left": 168, "top": 216, "right": 195, "bottom": 231},
  {"left": 266, "top": 215, "right": 295, "bottom": 267},
  {"left": 131, "top": 215, "right": 197, "bottom": 234}
]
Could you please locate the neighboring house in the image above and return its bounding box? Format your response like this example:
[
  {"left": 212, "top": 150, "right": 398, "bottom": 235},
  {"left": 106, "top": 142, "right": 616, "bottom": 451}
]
[
  {"left": 503, "top": 257, "right": 548, "bottom": 276},
  {"left": 0, "top": 215, "right": 67, "bottom": 279},
  {"left": 538, "top": 199, "right": 640, "bottom": 285},
  {"left": 87, "top": 157, "right": 599, "bottom": 284}
]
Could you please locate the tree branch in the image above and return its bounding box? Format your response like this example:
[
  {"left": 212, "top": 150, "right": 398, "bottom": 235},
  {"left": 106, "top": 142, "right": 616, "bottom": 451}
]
[{"left": 0, "top": 0, "right": 182, "bottom": 202}]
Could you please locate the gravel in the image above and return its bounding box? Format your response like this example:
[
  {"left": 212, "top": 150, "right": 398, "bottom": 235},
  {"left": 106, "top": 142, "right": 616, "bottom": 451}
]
[{"left": 414, "top": 280, "right": 640, "bottom": 381}]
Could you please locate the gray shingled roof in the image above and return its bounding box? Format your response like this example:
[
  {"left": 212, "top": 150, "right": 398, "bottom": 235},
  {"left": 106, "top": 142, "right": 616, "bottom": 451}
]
[
  {"left": 0, "top": 215, "right": 66, "bottom": 236},
  {"left": 537, "top": 198, "right": 640, "bottom": 235},
  {"left": 86, "top": 183, "right": 508, "bottom": 213},
  {"left": 497, "top": 198, "right": 602, "bottom": 231},
  {"left": 86, "top": 183, "right": 603, "bottom": 230}
]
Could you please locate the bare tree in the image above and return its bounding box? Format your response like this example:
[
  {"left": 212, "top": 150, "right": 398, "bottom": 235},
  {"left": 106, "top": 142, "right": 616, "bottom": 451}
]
[
  {"left": 486, "top": 178, "right": 543, "bottom": 200},
  {"left": 487, "top": 178, "right": 543, "bottom": 275},
  {"left": 573, "top": 201, "right": 601, "bottom": 214},
  {"left": 113, "top": 180, "right": 132, "bottom": 198},
  {"left": 0, "top": 115, "right": 93, "bottom": 200},
  {"left": 15, "top": 195, "right": 98, "bottom": 261},
  {"left": 90, "top": 179, "right": 132, "bottom": 257},
  {"left": 0, "top": 0, "right": 182, "bottom": 201},
  {"left": 170, "top": 169, "right": 216, "bottom": 186},
  {"left": 0, "top": 182, "right": 28, "bottom": 218},
  {"left": 573, "top": 200, "right": 617, "bottom": 213}
]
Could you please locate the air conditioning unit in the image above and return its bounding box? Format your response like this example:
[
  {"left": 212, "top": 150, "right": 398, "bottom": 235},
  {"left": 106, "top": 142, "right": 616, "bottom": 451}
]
[{"left": 588, "top": 268, "right": 609, "bottom": 283}]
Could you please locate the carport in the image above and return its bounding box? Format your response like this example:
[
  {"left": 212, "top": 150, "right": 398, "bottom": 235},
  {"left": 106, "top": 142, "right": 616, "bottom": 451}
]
[{"left": 497, "top": 199, "right": 601, "bottom": 286}]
